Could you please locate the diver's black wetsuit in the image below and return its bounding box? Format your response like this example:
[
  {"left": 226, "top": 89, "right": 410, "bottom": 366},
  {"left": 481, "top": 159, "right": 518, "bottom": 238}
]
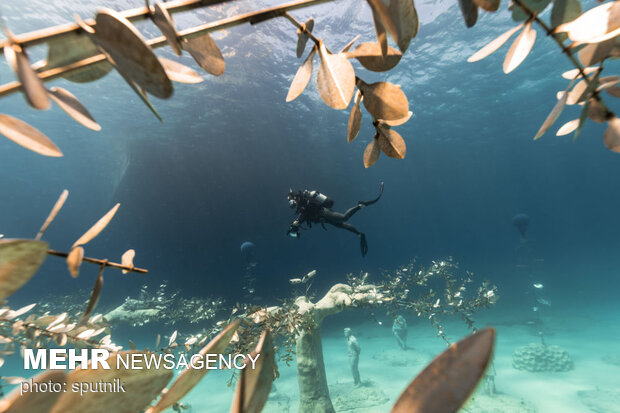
[{"left": 287, "top": 182, "right": 384, "bottom": 256}]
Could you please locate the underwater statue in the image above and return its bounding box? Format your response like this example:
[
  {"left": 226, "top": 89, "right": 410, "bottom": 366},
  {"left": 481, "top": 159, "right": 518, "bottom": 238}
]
[
  {"left": 392, "top": 315, "right": 408, "bottom": 350},
  {"left": 344, "top": 327, "right": 361, "bottom": 386},
  {"left": 240, "top": 241, "right": 256, "bottom": 267},
  {"left": 286, "top": 183, "right": 384, "bottom": 256},
  {"left": 512, "top": 213, "right": 530, "bottom": 241}
]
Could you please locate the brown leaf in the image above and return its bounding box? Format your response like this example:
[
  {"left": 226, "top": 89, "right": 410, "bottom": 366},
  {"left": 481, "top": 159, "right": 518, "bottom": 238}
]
[
  {"left": 574, "top": 99, "right": 590, "bottom": 139},
  {"left": 512, "top": 0, "right": 552, "bottom": 21},
  {"left": 3, "top": 377, "right": 26, "bottom": 385},
  {"left": 158, "top": 57, "right": 203, "bottom": 84},
  {"left": 363, "top": 135, "right": 381, "bottom": 168},
  {"left": 578, "top": 37, "right": 620, "bottom": 66},
  {"left": 0, "top": 370, "right": 66, "bottom": 413},
  {"left": 597, "top": 75, "right": 620, "bottom": 92},
  {"left": 182, "top": 33, "right": 226, "bottom": 76},
  {"left": 367, "top": 0, "right": 399, "bottom": 54},
  {"left": 4, "top": 43, "right": 50, "bottom": 110},
  {"left": 358, "top": 80, "right": 409, "bottom": 121},
  {"left": 0, "top": 114, "right": 62, "bottom": 157},
  {"left": 81, "top": 264, "right": 104, "bottom": 322},
  {"left": 72, "top": 203, "right": 120, "bottom": 248},
  {"left": 348, "top": 90, "right": 363, "bottom": 142},
  {"left": 50, "top": 350, "right": 172, "bottom": 413},
  {"left": 606, "top": 85, "right": 620, "bottom": 98},
  {"left": 503, "top": 20, "right": 536, "bottom": 74},
  {"left": 346, "top": 42, "right": 402, "bottom": 72},
  {"left": 388, "top": 0, "right": 419, "bottom": 52},
  {"left": 391, "top": 328, "right": 495, "bottom": 413},
  {"left": 317, "top": 41, "right": 356, "bottom": 110},
  {"left": 566, "top": 78, "right": 589, "bottom": 105},
  {"left": 340, "top": 35, "right": 361, "bottom": 54},
  {"left": 468, "top": 24, "right": 524, "bottom": 63},
  {"left": 152, "top": 2, "right": 182, "bottom": 56},
  {"left": 603, "top": 116, "right": 620, "bottom": 153},
  {"left": 561, "top": 66, "right": 598, "bottom": 80},
  {"left": 472, "top": 0, "right": 500, "bottom": 12},
  {"left": 286, "top": 46, "right": 317, "bottom": 102},
  {"left": 48, "top": 87, "right": 101, "bottom": 131},
  {"left": 551, "top": 0, "right": 582, "bottom": 33},
  {"left": 92, "top": 9, "right": 173, "bottom": 99},
  {"left": 382, "top": 111, "right": 412, "bottom": 126},
  {"left": 458, "top": 0, "right": 478, "bottom": 28},
  {"left": 534, "top": 79, "right": 575, "bottom": 140},
  {"left": 66, "top": 246, "right": 84, "bottom": 278},
  {"left": 146, "top": 321, "right": 240, "bottom": 413},
  {"left": 36, "top": 189, "right": 69, "bottom": 241},
  {"left": 371, "top": 8, "right": 388, "bottom": 57},
  {"left": 10, "top": 303, "right": 36, "bottom": 319},
  {"left": 377, "top": 123, "right": 406, "bottom": 159},
  {"left": 121, "top": 249, "right": 136, "bottom": 274},
  {"left": 44, "top": 34, "right": 113, "bottom": 83},
  {"left": 296, "top": 18, "right": 315, "bottom": 58},
  {"left": 587, "top": 98, "right": 608, "bottom": 123},
  {"left": 556, "top": 119, "right": 579, "bottom": 136},
  {"left": 54, "top": 333, "right": 68, "bottom": 346},
  {"left": 169, "top": 330, "right": 178, "bottom": 347},
  {"left": 0, "top": 240, "right": 48, "bottom": 301},
  {"left": 230, "top": 331, "right": 275, "bottom": 413},
  {"left": 555, "top": 1, "right": 620, "bottom": 43}
]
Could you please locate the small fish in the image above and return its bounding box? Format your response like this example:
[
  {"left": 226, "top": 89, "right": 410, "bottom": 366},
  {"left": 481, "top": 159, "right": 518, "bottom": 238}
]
[
  {"left": 532, "top": 306, "right": 538, "bottom": 312},
  {"left": 537, "top": 298, "right": 551, "bottom": 307},
  {"left": 533, "top": 283, "right": 543, "bottom": 289},
  {"left": 433, "top": 299, "right": 440, "bottom": 308},
  {"left": 289, "top": 278, "right": 302, "bottom": 284},
  {"left": 0, "top": 234, "right": 3, "bottom": 238}
]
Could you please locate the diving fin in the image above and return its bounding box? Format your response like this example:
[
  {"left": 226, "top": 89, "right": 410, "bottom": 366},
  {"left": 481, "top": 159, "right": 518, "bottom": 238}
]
[{"left": 359, "top": 181, "right": 384, "bottom": 207}]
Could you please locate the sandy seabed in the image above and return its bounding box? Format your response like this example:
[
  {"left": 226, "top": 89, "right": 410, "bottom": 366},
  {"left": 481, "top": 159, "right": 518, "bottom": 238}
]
[
  {"left": 181, "top": 302, "right": 620, "bottom": 413},
  {"left": 2, "top": 302, "right": 618, "bottom": 412}
]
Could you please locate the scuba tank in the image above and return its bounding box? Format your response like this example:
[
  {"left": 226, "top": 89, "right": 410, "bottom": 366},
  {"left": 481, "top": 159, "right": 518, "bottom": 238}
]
[{"left": 304, "top": 190, "right": 334, "bottom": 208}]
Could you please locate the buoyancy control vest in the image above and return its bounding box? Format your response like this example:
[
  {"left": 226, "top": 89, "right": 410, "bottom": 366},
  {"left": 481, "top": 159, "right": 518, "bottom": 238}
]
[{"left": 304, "top": 190, "right": 334, "bottom": 208}]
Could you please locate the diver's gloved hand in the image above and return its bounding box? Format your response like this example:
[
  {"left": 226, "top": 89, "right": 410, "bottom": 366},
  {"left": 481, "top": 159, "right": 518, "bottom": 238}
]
[
  {"left": 288, "top": 221, "right": 300, "bottom": 238},
  {"left": 360, "top": 233, "right": 368, "bottom": 257}
]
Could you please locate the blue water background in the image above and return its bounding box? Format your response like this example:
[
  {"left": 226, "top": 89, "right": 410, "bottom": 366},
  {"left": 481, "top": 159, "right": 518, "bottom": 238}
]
[{"left": 0, "top": 0, "right": 618, "bottom": 323}]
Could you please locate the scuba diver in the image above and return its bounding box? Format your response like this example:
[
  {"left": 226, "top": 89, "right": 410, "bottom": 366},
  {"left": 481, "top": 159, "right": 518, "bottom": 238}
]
[{"left": 286, "top": 182, "right": 384, "bottom": 256}]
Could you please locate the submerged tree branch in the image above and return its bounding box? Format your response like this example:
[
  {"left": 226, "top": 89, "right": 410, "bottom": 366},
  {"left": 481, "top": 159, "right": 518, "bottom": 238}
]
[
  {"left": 0, "top": 0, "right": 336, "bottom": 98},
  {"left": 47, "top": 249, "right": 148, "bottom": 274},
  {"left": 511, "top": 0, "right": 613, "bottom": 117}
]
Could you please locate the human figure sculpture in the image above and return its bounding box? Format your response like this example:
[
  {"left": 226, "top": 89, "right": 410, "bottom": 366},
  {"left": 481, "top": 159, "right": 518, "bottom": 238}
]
[
  {"left": 344, "top": 327, "right": 361, "bottom": 386},
  {"left": 392, "top": 315, "right": 408, "bottom": 350}
]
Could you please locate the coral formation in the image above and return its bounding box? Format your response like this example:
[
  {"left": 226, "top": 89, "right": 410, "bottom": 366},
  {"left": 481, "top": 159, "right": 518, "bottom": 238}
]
[{"left": 512, "top": 344, "right": 574, "bottom": 372}]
